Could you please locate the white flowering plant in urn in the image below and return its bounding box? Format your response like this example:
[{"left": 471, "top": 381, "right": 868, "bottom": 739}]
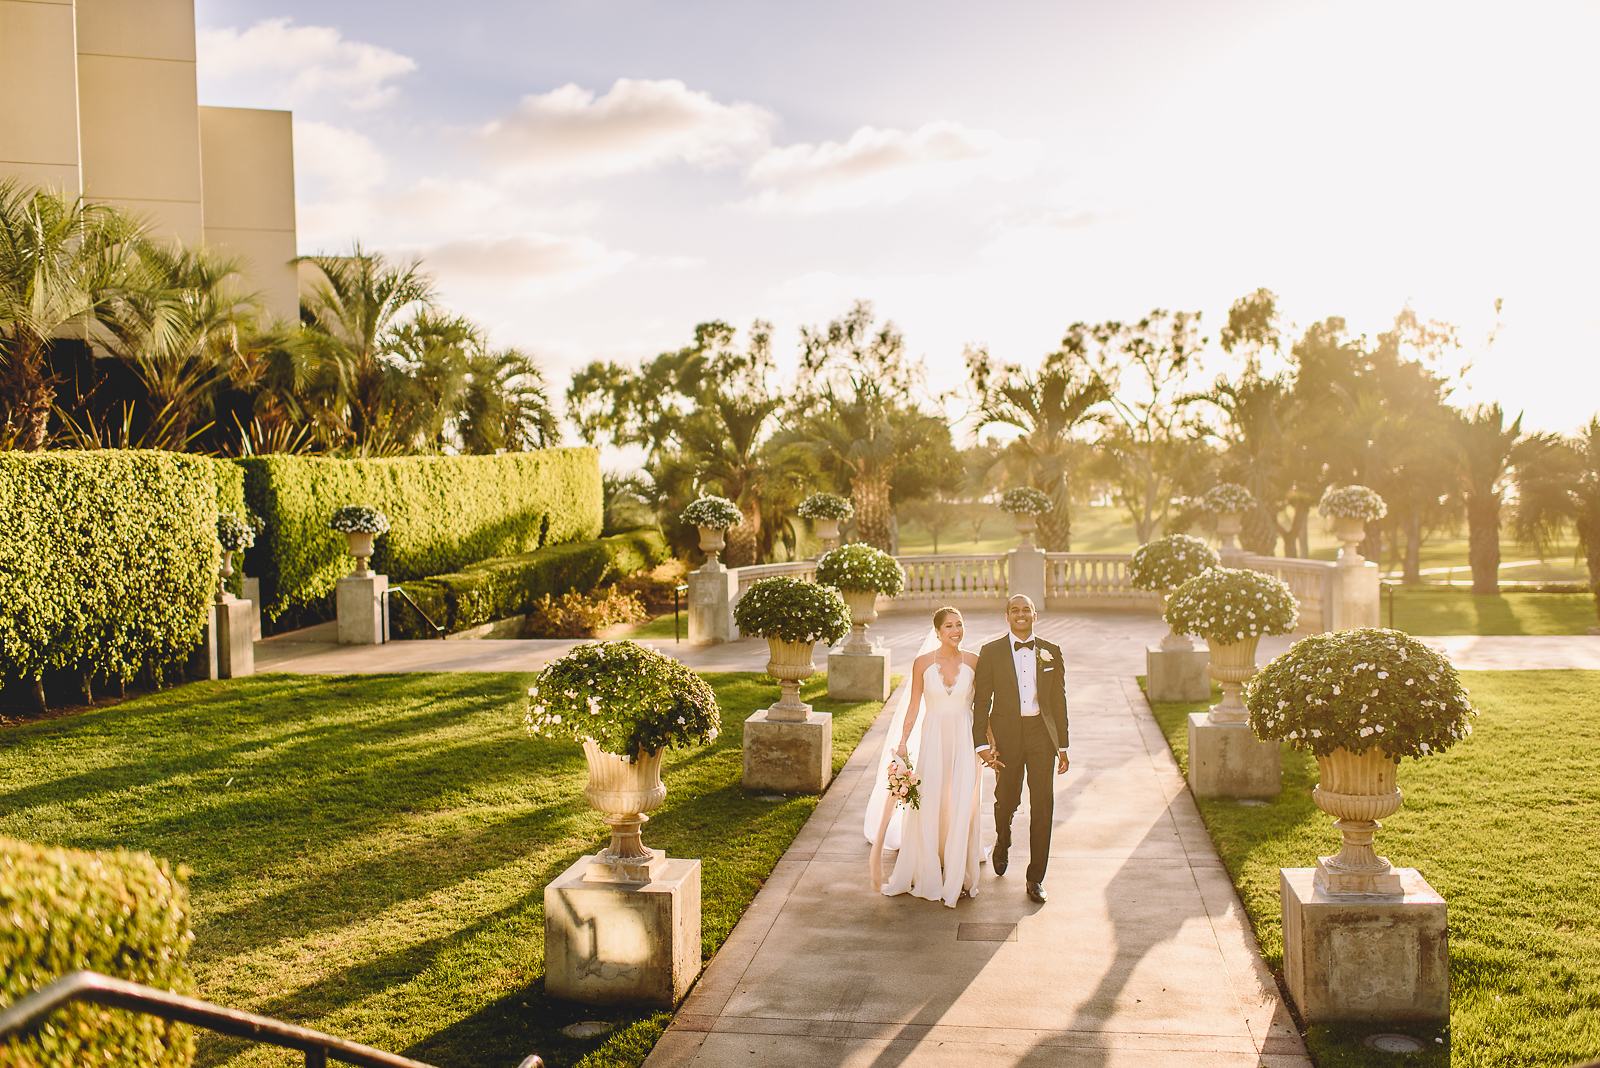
[
  {"left": 1166, "top": 567, "right": 1299, "bottom": 723},
  {"left": 1246, "top": 628, "right": 1475, "bottom": 893},
  {"left": 1318, "top": 484, "right": 1388, "bottom": 566},
  {"left": 681, "top": 494, "right": 743, "bottom": 568},
  {"left": 999, "top": 487, "right": 1052, "bottom": 548},
  {"left": 816, "top": 543, "right": 906, "bottom": 653},
  {"left": 1199, "top": 483, "right": 1255, "bottom": 558},
  {"left": 733, "top": 577, "right": 851, "bottom": 720},
  {"left": 328, "top": 505, "right": 389, "bottom": 576},
  {"left": 798, "top": 492, "right": 854, "bottom": 552},
  {"left": 1129, "top": 534, "right": 1220, "bottom": 651},
  {"left": 526, "top": 641, "right": 722, "bottom": 877},
  {"left": 215, "top": 511, "right": 257, "bottom": 603}
]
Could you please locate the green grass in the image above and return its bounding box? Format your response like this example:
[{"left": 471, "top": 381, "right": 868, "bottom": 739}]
[
  {"left": 0, "top": 672, "right": 884, "bottom": 1068},
  {"left": 1387, "top": 588, "right": 1598, "bottom": 635},
  {"left": 615, "top": 613, "right": 689, "bottom": 642},
  {"left": 1144, "top": 671, "right": 1600, "bottom": 1067}
]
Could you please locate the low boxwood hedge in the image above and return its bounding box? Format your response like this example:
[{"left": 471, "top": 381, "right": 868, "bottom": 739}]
[
  {"left": 0, "top": 451, "right": 230, "bottom": 698},
  {"left": 240, "top": 450, "right": 602, "bottom": 623},
  {"left": 391, "top": 528, "right": 668, "bottom": 637},
  {"left": 0, "top": 837, "right": 196, "bottom": 1067}
]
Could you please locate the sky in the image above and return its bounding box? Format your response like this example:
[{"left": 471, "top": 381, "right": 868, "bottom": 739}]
[{"left": 193, "top": 0, "right": 1600, "bottom": 445}]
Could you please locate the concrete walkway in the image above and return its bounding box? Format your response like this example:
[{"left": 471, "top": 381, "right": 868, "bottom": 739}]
[
  {"left": 255, "top": 610, "right": 1600, "bottom": 676},
  {"left": 644, "top": 634, "right": 1310, "bottom": 1067}
]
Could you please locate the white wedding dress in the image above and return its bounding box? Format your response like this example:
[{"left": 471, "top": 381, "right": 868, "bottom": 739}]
[{"left": 879, "top": 661, "right": 983, "bottom": 907}]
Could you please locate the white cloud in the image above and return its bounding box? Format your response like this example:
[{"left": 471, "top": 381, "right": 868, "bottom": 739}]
[
  {"left": 743, "top": 121, "right": 1039, "bottom": 212},
  {"left": 198, "top": 19, "right": 416, "bottom": 110},
  {"left": 422, "top": 234, "right": 634, "bottom": 284},
  {"left": 480, "top": 78, "right": 775, "bottom": 178},
  {"left": 293, "top": 120, "right": 388, "bottom": 196}
]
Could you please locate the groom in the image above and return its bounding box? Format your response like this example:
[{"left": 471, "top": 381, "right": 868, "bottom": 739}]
[{"left": 972, "top": 594, "right": 1069, "bottom": 904}]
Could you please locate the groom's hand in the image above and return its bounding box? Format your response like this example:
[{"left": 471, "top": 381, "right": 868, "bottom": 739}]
[
  {"left": 980, "top": 749, "right": 1004, "bottom": 770},
  {"left": 1056, "top": 752, "right": 1070, "bottom": 775}
]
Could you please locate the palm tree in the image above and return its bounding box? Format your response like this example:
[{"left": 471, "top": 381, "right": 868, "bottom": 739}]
[
  {"left": 0, "top": 181, "right": 141, "bottom": 449},
  {"left": 298, "top": 244, "right": 435, "bottom": 451},
  {"left": 969, "top": 346, "right": 1109, "bottom": 550},
  {"left": 459, "top": 347, "right": 558, "bottom": 454},
  {"left": 97, "top": 242, "right": 259, "bottom": 449},
  {"left": 1449, "top": 403, "right": 1527, "bottom": 594},
  {"left": 798, "top": 378, "right": 899, "bottom": 549},
  {"left": 1514, "top": 419, "right": 1600, "bottom": 628}
]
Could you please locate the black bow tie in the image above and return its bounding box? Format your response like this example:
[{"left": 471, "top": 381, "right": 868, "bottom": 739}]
[{"left": 1013, "top": 639, "right": 1035, "bottom": 652}]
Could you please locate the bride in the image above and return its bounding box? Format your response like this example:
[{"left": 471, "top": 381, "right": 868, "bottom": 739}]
[{"left": 866, "top": 606, "right": 983, "bottom": 907}]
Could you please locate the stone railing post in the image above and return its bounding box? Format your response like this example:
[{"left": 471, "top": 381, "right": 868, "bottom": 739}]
[
  {"left": 337, "top": 572, "right": 389, "bottom": 644},
  {"left": 1007, "top": 546, "right": 1046, "bottom": 608},
  {"left": 1331, "top": 560, "right": 1380, "bottom": 630},
  {"left": 687, "top": 564, "right": 737, "bottom": 644}
]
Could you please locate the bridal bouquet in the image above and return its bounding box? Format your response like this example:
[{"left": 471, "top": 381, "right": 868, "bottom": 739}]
[{"left": 886, "top": 755, "right": 921, "bottom": 810}]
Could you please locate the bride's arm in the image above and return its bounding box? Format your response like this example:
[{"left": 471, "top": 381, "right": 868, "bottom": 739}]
[{"left": 896, "top": 655, "right": 927, "bottom": 759}]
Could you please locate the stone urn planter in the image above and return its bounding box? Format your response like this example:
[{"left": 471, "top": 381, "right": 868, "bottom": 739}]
[
  {"left": 1332, "top": 515, "right": 1366, "bottom": 566},
  {"left": 582, "top": 738, "right": 668, "bottom": 880},
  {"left": 328, "top": 506, "right": 389, "bottom": 579},
  {"left": 216, "top": 550, "right": 237, "bottom": 604},
  {"left": 697, "top": 525, "right": 726, "bottom": 569},
  {"left": 345, "top": 531, "right": 375, "bottom": 575},
  {"left": 839, "top": 589, "right": 879, "bottom": 653},
  {"left": 813, "top": 517, "right": 841, "bottom": 554},
  {"left": 1157, "top": 593, "right": 1195, "bottom": 651},
  {"left": 1206, "top": 635, "right": 1259, "bottom": 723},
  {"left": 1312, "top": 746, "right": 1404, "bottom": 895},
  {"left": 1013, "top": 514, "right": 1038, "bottom": 549},
  {"left": 1319, "top": 485, "right": 1388, "bottom": 568},
  {"left": 1214, "top": 511, "right": 1243, "bottom": 556},
  {"left": 998, "top": 488, "right": 1051, "bottom": 551},
  {"left": 681, "top": 495, "right": 743, "bottom": 571},
  {"left": 765, "top": 638, "right": 817, "bottom": 721}
]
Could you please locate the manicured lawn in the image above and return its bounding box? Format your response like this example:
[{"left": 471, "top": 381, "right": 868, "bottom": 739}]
[
  {"left": 617, "top": 612, "right": 690, "bottom": 642},
  {"left": 1145, "top": 671, "right": 1600, "bottom": 1067},
  {"left": 1386, "top": 588, "right": 1598, "bottom": 635},
  {"left": 0, "top": 672, "right": 885, "bottom": 1068}
]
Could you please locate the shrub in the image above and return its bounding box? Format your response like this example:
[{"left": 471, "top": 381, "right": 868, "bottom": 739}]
[
  {"left": 524, "top": 588, "right": 651, "bottom": 638},
  {"left": 1164, "top": 566, "right": 1299, "bottom": 644},
  {"left": 680, "top": 495, "right": 743, "bottom": 530},
  {"left": 1319, "top": 483, "right": 1388, "bottom": 521},
  {"left": 733, "top": 577, "right": 851, "bottom": 644},
  {"left": 215, "top": 511, "right": 255, "bottom": 552},
  {"left": 998, "top": 487, "right": 1052, "bottom": 516},
  {"left": 526, "top": 642, "right": 721, "bottom": 758},
  {"left": 797, "top": 492, "right": 854, "bottom": 521},
  {"left": 327, "top": 504, "right": 389, "bottom": 535},
  {"left": 816, "top": 543, "right": 906, "bottom": 595},
  {"left": 1247, "top": 628, "right": 1476, "bottom": 759},
  {"left": 1128, "top": 534, "right": 1219, "bottom": 591},
  {"left": 1200, "top": 482, "right": 1256, "bottom": 514},
  {"left": 615, "top": 560, "right": 688, "bottom": 612},
  {"left": 0, "top": 451, "right": 220, "bottom": 695},
  {"left": 240, "top": 450, "right": 601, "bottom": 622},
  {"left": 0, "top": 837, "right": 196, "bottom": 1068},
  {"left": 390, "top": 528, "right": 668, "bottom": 638}
]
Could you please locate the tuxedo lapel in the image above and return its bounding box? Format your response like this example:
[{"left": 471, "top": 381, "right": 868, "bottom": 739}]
[{"left": 998, "top": 636, "right": 1021, "bottom": 713}]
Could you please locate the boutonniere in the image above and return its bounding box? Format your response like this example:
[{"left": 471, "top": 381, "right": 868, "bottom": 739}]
[{"left": 1037, "top": 648, "right": 1054, "bottom": 664}]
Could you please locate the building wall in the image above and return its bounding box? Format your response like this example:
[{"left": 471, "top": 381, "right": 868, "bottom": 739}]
[
  {"left": 200, "top": 107, "right": 299, "bottom": 322},
  {"left": 0, "top": 0, "right": 83, "bottom": 194},
  {"left": 73, "top": 0, "right": 204, "bottom": 243}
]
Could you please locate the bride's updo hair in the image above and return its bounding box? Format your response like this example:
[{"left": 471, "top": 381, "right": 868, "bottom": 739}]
[{"left": 932, "top": 606, "right": 961, "bottom": 629}]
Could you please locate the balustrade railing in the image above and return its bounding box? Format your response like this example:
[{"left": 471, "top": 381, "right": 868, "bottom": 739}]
[
  {"left": 1243, "top": 554, "right": 1336, "bottom": 634},
  {"left": 895, "top": 554, "right": 1008, "bottom": 605},
  {"left": 1044, "top": 552, "right": 1161, "bottom": 609}
]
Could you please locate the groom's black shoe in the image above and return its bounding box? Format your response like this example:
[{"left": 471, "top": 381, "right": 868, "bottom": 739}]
[
  {"left": 1026, "top": 881, "right": 1048, "bottom": 904},
  {"left": 992, "top": 838, "right": 1009, "bottom": 876}
]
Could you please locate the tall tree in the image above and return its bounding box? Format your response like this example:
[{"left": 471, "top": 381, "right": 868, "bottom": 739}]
[
  {"left": 1514, "top": 419, "right": 1600, "bottom": 628},
  {"left": 1450, "top": 403, "right": 1528, "bottom": 594},
  {"left": 0, "top": 182, "right": 140, "bottom": 449},
  {"left": 967, "top": 343, "right": 1110, "bottom": 550},
  {"left": 458, "top": 347, "right": 557, "bottom": 454}
]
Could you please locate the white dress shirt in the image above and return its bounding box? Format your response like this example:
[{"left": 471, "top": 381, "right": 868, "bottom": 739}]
[{"left": 1012, "top": 639, "right": 1041, "bottom": 717}]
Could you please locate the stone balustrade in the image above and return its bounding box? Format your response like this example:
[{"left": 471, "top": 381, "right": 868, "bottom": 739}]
[{"left": 1044, "top": 552, "right": 1161, "bottom": 610}]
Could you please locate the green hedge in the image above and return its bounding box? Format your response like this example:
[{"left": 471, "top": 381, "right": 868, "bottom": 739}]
[
  {"left": 240, "top": 450, "right": 601, "bottom": 622},
  {"left": 0, "top": 451, "right": 224, "bottom": 691},
  {"left": 0, "top": 838, "right": 196, "bottom": 1068},
  {"left": 392, "top": 528, "right": 667, "bottom": 637}
]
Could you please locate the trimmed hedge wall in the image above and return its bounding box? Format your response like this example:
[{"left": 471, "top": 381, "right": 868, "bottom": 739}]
[
  {"left": 240, "top": 450, "right": 602, "bottom": 622},
  {"left": 392, "top": 528, "right": 667, "bottom": 637},
  {"left": 0, "top": 838, "right": 196, "bottom": 1067},
  {"left": 0, "top": 452, "right": 224, "bottom": 691}
]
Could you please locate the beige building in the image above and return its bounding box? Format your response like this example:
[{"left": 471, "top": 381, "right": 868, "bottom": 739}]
[{"left": 0, "top": 0, "right": 298, "bottom": 321}]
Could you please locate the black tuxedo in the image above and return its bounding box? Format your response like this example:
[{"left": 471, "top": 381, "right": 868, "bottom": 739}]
[{"left": 972, "top": 632, "right": 1069, "bottom": 884}]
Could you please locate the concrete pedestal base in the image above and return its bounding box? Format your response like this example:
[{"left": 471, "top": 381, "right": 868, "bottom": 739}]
[
  {"left": 687, "top": 566, "right": 737, "bottom": 644},
  {"left": 827, "top": 648, "right": 890, "bottom": 701},
  {"left": 1333, "top": 561, "right": 1381, "bottom": 630},
  {"left": 1007, "top": 546, "right": 1046, "bottom": 608},
  {"left": 1146, "top": 645, "right": 1210, "bottom": 702},
  {"left": 212, "top": 598, "right": 255, "bottom": 679},
  {"left": 544, "top": 854, "right": 701, "bottom": 1007},
  {"left": 1187, "top": 713, "right": 1280, "bottom": 798},
  {"left": 1281, "top": 867, "right": 1448, "bottom": 1023},
  {"left": 336, "top": 573, "right": 388, "bottom": 645},
  {"left": 742, "top": 709, "right": 833, "bottom": 793},
  {"left": 241, "top": 576, "right": 263, "bottom": 640}
]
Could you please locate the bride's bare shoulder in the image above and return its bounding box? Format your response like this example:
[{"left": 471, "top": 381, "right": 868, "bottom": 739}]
[
  {"left": 911, "top": 650, "right": 935, "bottom": 672},
  {"left": 961, "top": 650, "right": 980, "bottom": 668}
]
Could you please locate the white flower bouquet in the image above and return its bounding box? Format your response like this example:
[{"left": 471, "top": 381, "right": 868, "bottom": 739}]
[{"left": 886, "top": 754, "right": 921, "bottom": 810}]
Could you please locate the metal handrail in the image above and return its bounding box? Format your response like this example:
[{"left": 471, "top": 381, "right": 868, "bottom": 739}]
[
  {"left": 388, "top": 587, "right": 446, "bottom": 639},
  {"left": 0, "top": 971, "right": 543, "bottom": 1068}
]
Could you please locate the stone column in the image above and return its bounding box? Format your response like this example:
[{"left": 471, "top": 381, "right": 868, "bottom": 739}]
[
  {"left": 336, "top": 573, "right": 388, "bottom": 645},
  {"left": 212, "top": 597, "right": 255, "bottom": 678},
  {"left": 240, "top": 576, "right": 264, "bottom": 641},
  {"left": 1007, "top": 545, "right": 1047, "bottom": 609},
  {"left": 1216, "top": 512, "right": 1249, "bottom": 567},
  {"left": 1146, "top": 592, "right": 1211, "bottom": 702},
  {"left": 687, "top": 565, "right": 737, "bottom": 644},
  {"left": 744, "top": 640, "right": 832, "bottom": 793},
  {"left": 829, "top": 589, "right": 890, "bottom": 701},
  {"left": 1332, "top": 560, "right": 1380, "bottom": 630}
]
